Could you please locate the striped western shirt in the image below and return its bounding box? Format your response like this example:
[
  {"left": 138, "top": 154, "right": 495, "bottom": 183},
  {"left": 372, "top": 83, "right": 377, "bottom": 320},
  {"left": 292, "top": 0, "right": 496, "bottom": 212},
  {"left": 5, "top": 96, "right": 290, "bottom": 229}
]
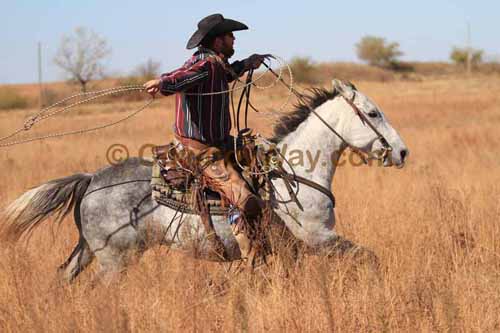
[{"left": 159, "top": 48, "right": 246, "bottom": 145}]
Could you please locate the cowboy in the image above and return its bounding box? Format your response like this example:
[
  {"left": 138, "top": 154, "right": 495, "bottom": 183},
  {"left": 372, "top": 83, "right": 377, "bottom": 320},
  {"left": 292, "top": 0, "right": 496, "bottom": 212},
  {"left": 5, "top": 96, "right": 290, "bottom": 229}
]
[{"left": 143, "top": 14, "right": 268, "bottom": 264}]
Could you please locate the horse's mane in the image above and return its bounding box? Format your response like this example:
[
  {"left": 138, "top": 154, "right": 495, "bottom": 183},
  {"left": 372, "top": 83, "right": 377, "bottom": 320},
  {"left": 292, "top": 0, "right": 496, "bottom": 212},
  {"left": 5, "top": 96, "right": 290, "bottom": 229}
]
[
  {"left": 270, "top": 82, "right": 358, "bottom": 143},
  {"left": 270, "top": 87, "right": 339, "bottom": 143}
]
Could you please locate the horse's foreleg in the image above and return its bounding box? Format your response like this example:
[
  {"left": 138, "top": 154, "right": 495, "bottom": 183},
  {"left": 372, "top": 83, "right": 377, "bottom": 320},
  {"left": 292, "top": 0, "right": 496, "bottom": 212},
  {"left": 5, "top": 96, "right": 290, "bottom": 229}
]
[{"left": 318, "top": 236, "right": 381, "bottom": 274}]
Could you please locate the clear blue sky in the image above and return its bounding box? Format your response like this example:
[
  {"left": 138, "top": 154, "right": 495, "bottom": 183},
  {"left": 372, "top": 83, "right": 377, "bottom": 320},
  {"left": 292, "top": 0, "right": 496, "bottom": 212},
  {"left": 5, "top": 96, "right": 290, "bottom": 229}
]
[{"left": 1, "top": 0, "right": 498, "bottom": 84}]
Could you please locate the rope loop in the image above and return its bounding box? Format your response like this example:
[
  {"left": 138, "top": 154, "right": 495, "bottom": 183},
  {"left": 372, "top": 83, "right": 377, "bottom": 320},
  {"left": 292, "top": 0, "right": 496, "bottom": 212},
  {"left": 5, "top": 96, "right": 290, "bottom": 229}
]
[
  {"left": 23, "top": 116, "right": 37, "bottom": 131},
  {"left": 0, "top": 55, "right": 295, "bottom": 148}
]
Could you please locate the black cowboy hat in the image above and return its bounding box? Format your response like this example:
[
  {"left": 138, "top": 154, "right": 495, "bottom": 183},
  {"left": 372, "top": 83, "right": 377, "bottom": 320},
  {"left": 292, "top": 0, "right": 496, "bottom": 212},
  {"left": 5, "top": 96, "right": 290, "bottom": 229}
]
[{"left": 186, "top": 13, "right": 248, "bottom": 50}]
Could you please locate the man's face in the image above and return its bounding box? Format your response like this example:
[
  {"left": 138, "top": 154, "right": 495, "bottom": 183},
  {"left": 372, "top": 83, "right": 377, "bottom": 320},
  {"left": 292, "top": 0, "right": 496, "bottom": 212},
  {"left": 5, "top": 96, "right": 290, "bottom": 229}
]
[{"left": 218, "top": 32, "right": 235, "bottom": 58}]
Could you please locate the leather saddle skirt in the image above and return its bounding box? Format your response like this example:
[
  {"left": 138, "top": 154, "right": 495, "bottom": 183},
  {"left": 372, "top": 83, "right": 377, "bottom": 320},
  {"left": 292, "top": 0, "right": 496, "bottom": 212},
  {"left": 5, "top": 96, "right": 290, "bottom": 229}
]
[{"left": 150, "top": 143, "right": 229, "bottom": 215}]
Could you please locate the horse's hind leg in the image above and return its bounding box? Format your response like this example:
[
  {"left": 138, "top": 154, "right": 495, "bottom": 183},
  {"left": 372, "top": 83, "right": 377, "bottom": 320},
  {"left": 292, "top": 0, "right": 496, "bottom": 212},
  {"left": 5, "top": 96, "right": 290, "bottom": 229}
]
[
  {"left": 58, "top": 239, "right": 94, "bottom": 283},
  {"left": 91, "top": 245, "right": 139, "bottom": 287},
  {"left": 57, "top": 187, "right": 95, "bottom": 283}
]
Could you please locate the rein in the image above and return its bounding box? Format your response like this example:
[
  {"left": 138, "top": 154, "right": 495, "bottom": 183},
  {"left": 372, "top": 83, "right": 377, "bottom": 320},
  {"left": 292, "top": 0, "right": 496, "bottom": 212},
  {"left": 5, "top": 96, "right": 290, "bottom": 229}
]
[
  {"left": 262, "top": 62, "right": 393, "bottom": 163},
  {"left": 229, "top": 61, "right": 393, "bottom": 209}
]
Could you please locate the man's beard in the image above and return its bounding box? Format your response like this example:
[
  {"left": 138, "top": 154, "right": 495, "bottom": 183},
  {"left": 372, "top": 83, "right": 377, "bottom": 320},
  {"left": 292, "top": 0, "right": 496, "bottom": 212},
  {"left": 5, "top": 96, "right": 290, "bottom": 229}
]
[{"left": 220, "top": 44, "right": 235, "bottom": 59}]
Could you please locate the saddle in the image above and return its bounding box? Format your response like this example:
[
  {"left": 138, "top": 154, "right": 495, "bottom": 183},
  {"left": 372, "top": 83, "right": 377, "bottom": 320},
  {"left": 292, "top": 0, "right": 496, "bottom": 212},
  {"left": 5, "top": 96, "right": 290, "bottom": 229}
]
[
  {"left": 150, "top": 133, "right": 276, "bottom": 216},
  {"left": 151, "top": 142, "right": 218, "bottom": 215},
  {"left": 150, "top": 133, "right": 335, "bottom": 217}
]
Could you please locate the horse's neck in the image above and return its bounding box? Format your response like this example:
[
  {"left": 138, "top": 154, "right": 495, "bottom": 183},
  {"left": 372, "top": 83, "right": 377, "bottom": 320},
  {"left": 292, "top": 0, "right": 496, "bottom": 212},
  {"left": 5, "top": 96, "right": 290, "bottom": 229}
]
[
  {"left": 278, "top": 99, "right": 347, "bottom": 187},
  {"left": 272, "top": 99, "right": 349, "bottom": 244}
]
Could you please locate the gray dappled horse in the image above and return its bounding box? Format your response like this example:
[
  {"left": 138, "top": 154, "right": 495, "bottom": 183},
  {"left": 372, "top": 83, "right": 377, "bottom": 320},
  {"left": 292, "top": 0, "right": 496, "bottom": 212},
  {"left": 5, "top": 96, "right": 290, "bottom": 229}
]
[{"left": 3, "top": 80, "right": 408, "bottom": 282}]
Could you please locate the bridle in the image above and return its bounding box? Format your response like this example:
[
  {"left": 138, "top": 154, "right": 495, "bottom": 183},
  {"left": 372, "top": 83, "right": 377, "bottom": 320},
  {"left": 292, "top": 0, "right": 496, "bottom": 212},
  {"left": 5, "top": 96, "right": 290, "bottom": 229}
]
[
  {"left": 341, "top": 92, "right": 393, "bottom": 162},
  {"left": 262, "top": 62, "right": 393, "bottom": 164}
]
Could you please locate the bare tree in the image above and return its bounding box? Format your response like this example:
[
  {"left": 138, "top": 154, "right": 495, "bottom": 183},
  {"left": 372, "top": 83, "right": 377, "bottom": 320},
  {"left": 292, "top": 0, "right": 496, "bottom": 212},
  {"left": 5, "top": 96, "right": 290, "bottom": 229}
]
[
  {"left": 54, "top": 27, "right": 111, "bottom": 92},
  {"left": 134, "top": 58, "right": 161, "bottom": 80}
]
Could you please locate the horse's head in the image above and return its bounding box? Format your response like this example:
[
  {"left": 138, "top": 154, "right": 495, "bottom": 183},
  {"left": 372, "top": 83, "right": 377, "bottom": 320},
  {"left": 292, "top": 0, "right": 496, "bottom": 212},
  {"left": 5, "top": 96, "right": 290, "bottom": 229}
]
[{"left": 332, "top": 79, "right": 409, "bottom": 168}]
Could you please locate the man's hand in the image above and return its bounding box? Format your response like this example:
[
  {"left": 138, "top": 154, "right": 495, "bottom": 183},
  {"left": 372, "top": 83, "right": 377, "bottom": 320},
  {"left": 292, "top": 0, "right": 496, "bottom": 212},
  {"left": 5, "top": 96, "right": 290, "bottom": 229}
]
[
  {"left": 244, "top": 54, "right": 272, "bottom": 70},
  {"left": 143, "top": 79, "right": 161, "bottom": 96}
]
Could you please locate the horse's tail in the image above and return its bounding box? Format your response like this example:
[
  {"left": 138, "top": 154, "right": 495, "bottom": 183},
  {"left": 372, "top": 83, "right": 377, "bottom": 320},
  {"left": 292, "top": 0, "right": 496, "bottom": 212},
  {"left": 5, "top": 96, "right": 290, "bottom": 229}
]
[{"left": 2, "top": 173, "right": 93, "bottom": 242}]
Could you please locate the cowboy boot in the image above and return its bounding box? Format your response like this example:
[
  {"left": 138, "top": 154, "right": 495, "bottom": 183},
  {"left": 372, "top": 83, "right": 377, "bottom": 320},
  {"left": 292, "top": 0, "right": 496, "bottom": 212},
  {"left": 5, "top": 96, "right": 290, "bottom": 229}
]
[
  {"left": 205, "top": 228, "right": 229, "bottom": 260},
  {"left": 231, "top": 221, "right": 257, "bottom": 269},
  {"left": 230, "top": 196, "right": 264, "bottom": 270}
]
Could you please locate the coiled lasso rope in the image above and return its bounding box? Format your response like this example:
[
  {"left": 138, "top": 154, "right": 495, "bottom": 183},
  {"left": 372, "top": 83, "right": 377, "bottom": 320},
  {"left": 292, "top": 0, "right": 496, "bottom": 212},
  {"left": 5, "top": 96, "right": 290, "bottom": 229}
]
[
  {"left": 0, "top": 55, "right": 294, "bottom": 148},
  {"left": 0, "top": 86, "right": 154, "bottom": 147}
]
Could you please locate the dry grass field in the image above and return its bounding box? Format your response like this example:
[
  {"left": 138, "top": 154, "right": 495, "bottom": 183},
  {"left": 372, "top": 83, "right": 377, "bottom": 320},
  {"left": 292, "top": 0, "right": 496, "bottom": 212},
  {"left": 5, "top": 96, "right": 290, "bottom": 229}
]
[{"left": 0, "top": 73, "right": 500, "bottom": 332}]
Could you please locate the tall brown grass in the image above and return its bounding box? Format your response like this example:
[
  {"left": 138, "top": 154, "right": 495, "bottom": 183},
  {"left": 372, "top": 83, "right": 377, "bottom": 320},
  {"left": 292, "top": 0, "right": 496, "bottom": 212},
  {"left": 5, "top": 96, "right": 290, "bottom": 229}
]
[{"left": 0, "top": 76, "right": 500, "bottom": 332}]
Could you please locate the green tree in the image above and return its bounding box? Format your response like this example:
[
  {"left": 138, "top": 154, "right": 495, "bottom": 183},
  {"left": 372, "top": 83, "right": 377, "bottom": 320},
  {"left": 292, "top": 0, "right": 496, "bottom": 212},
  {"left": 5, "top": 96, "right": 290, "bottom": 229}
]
[
  {"left": 450, "top": 47, "right": 483, "bottom": 67},
  {"left": 355, "top": 36, "right": 403, "bottom": 68},
  {"left": 289, "top": 57, "right": 317, "bottom": 83},
  {"left": 54, "top": 27, "right": 111, "bottom": 92}
]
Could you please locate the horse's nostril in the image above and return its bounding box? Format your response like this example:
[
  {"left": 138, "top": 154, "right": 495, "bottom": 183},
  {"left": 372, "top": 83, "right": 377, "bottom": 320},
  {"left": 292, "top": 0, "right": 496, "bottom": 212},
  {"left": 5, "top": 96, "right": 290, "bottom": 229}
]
[{"left": 400, "top": 149, "right": 408, "bottom": 161}]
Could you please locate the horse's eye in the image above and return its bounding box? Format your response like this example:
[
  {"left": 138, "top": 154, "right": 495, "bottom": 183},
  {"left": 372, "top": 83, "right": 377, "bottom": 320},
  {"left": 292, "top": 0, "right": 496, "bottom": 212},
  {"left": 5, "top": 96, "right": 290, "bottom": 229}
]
[{"left": 368, "top": 110, "right": 379, "bottom": 118}]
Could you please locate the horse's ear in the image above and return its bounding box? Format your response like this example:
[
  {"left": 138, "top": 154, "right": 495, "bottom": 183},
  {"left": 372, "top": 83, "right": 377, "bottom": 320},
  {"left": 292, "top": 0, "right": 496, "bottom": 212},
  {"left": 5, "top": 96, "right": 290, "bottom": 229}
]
[
  {"left": 332, "top": 79, "right": 343, "bottom": 92},
  {"left": 346, "top": 81, "right": 357, "bottom": 91},
  {"left": 332, "top": 79, "right": 354, "bottom": 100}
]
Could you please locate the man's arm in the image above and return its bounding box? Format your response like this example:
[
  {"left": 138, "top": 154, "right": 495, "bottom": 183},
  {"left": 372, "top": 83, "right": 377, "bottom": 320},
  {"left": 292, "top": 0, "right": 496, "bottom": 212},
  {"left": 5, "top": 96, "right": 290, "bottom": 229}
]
[
  {"left": 226, "top": 54, "right": 272, "bottom": 82},
  {"left": 144, "top": 59, "right": 211, "bottom": 97},
  {"left": 226, "top": 58, "right": 254, "bottom": 82},
  {"left": 227, "top": 60, "right": 246, "bottom": 82}
]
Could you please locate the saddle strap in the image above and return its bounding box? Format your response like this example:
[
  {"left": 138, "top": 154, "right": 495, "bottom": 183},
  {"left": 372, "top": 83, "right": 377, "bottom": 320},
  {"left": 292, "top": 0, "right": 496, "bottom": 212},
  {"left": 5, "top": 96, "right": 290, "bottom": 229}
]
[
  {"left": 292, "top": 175, "right": 336, "bottom": 208},
  {"left": 279, "top": 172, "right": 335, "bottom": 208},
  {"left": 155, "top": 196, "right": 229, "bottom": 216}
]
